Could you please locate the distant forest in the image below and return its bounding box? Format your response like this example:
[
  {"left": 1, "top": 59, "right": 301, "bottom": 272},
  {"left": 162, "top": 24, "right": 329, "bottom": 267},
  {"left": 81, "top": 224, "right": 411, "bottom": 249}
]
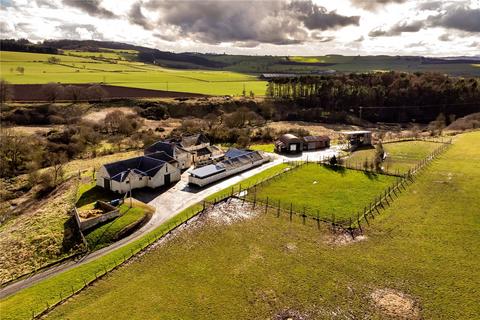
[
  {"left": 266, "top": 72, "right": 480, "bottom": 123},
  {"left": 0, "top": 39, "right": 59, "bottom": 54}
]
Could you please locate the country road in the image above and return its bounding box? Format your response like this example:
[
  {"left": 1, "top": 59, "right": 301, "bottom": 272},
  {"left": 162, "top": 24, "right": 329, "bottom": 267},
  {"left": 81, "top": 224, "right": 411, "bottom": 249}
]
[{"left": 0, "top": 148, "right": 339, "bottom": 299}]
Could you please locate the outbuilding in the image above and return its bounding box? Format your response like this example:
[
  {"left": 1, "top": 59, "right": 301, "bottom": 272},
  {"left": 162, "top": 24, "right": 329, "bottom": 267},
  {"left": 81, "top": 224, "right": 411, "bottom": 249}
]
[
  {"left": 342, "top": 131, "right": 372, "bottom": 148},
  {"left": 303, "top": 135, "right": 330, "bottom": 150},
  {"left": 275, "top": 134, "right": 303, "bottom": 154}
]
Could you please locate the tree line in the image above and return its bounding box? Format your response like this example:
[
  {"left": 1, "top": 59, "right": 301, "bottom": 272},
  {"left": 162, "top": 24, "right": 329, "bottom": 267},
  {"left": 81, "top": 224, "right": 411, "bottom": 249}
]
[
  {"left": 266, "top": 72, "right": 480, "bottom": 123},
  {"left": 0, "top": 39, "right": 59, "bottom": 54}
]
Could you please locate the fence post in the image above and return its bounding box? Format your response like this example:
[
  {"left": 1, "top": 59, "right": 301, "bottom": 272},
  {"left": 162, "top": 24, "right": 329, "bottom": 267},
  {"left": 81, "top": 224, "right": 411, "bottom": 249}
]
[
  {"left": 277, "top": 200, "right": 280, "bottom": 217},
  {"left": 289, "top": 203, "right": 293, "bottom": 221},
  {"left": 265, "top": 197, "right": 269, "bottom": 213}
]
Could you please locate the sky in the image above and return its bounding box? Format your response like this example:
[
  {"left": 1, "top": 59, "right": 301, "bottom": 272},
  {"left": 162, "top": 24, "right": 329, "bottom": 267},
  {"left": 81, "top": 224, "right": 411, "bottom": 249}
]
[{"left": 1, "top": 0, "right": 479, "bottom": 56}]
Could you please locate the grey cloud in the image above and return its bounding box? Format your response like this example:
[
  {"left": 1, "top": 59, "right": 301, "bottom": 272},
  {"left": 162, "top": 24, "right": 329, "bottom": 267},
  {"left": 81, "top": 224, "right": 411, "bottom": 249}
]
[
  {"left": 429, "top": 5, "right": 480, "bottom": 32},
  {"left": 140, "top": 0, "right": 358, "bottom": 46},
  {"left": 289, "top": 1, "right": 359, "bottom": 30},
  {"left": 62, "top": 0, "right": 116, "bottom": 18},
  {"left": 35, "top": 0, "right": 59, "bottom": 8},
  {"left": 417, "top": 1, "right": 442, "bottom": 11},
  {"left": 129, "top": 2, "right": 153, "bottom": 30},
  {"left": 57, "top": 23, "right": 104, "bottom": 40},
  {"left": 405, "top": 41, "right": 426, "bottom": 48},
  {"left": 351, "top": 0, "right": 407, "bottom": 11},
  {"left": 369, "top": 20, "right": 424, "bottom": 37},
  {"left": 438, "top": 34, "right": 452, "bottom": 41}
]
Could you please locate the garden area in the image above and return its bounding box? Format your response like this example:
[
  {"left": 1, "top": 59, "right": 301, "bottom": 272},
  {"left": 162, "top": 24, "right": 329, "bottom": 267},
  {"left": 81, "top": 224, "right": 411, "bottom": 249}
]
[
  {"left": 76, "top": 182, "right": 154, "bottom": 251},
  {"left": 246, "top": 164, "right": 397, "bottom": 222},
  {"left": 347, "top": 140, "right": 441, "bottom": 174}
]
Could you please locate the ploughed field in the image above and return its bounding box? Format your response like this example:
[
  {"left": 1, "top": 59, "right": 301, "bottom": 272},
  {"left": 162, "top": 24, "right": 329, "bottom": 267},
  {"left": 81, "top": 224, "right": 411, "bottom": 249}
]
[
  {"left": 0, "top": 51, "right": 267, "bottom": 96},
  {"left": 347, "top": 140, "right": 441, "bottom": 175},
  {"left": 246, "top": 164, "right": 397, "bottom": 222},
  {"left": 40, "top": 131, "right": 480, "bottom": 320}
]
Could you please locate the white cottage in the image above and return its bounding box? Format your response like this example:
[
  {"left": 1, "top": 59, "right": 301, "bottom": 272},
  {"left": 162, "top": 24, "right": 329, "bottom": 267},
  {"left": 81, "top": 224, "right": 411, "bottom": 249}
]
[{"left": 97, "top": 152, "right": 181, "bottom": 194}]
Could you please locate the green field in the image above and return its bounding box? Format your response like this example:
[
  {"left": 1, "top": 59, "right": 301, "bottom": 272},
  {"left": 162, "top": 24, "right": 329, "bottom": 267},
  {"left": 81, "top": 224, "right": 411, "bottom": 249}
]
[
  {"left": 38, "top": 131, "right": 480, "bottom": 319},
  {"left": 247, "top": 164, "right": 396, "bottom": 221},
  {"left": 0, "top": 51, "right": 267, "bottom": 96},
  {"left": 348, "top": 140, "right": 441, "bottom": 174}
]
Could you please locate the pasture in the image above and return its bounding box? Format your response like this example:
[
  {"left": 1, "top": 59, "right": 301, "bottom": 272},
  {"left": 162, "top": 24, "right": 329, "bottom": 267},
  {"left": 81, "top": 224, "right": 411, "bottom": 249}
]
[
  {"left": 348, "top": 140, "right": 440, "bottom": 174},
  {"left": 0, "top": 51, "right": 267, "bottom": 96},
  {"left": 41, "top": 131, "right": 480, "bottom": 320},
  {"left": 246, "top": 164, "right": 396, "bottom": 222}
]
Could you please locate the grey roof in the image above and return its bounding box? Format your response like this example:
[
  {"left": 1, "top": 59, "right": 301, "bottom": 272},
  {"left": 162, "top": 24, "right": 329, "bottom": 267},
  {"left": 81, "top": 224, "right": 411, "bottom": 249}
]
[
  {"left": 278, "top": 134, "right": 303, "bottom": 144},
  {"left": 145, "top": 141, "right": 175, "bottom": 157},
  {"left": 180, "top": 133, "right": 209, "bottom": 148},
  {"left": 190, "top": 164, "right": 225, "bottom": 178},
  {"left": 303, "top": 135, "right": 330, "bottom": 142},
  {"left": 104, "top": 155, "right": 167, "bottom": 182},
  {"left": 190, "top": 150, "right": 265, "bottom": 179},
  {"left": 225, "top": 148, "right": 251, "bottom": 159},
  {"left": 342, "top": 130, "right": 372, "bottom": 135},
  {"left": 146, "top": 151, "right": 178, "bottom": 164}
]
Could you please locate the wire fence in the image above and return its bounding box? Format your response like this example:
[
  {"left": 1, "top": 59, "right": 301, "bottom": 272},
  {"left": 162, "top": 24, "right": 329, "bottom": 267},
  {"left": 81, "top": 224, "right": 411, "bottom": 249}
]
[{"left": 229, "top": 138, "right": 452, "bottom": 238}]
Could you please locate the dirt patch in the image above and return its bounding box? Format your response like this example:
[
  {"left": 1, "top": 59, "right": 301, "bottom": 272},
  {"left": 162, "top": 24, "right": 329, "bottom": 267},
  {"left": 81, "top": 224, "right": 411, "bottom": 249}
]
[
  {"left": 371, "top": 288, "right": 421, "bottom": 319},
  {"left": 325, "top": 229, "right": 367, "bottom": 246},
  {"left": 207, "top": 198, "right": 259, "bottom": 225},
  {"left": 82, "top": 107, "right": 136, "bottom": 122},
  {"left": 274, "top": 308, "right": 310, "bottom": 320}
]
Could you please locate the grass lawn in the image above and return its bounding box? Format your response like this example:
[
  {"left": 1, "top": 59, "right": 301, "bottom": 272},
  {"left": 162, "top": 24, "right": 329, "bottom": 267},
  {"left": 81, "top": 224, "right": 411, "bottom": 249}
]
[
  {"left": 249, "top": 143, "right": 274, "bottom": 153},
  {"left": 43, "top": 131, "right": 480, "bottom": 320},
  {"left": 84, "top": 204, "right": 148, "bottom": 251},
  {"left": 76, "top": 182, "right": 118, "bottom": 211},
  {"left": 348, "top": 140, "right": 440, "bottom": 174},
  {"left": 249, "top": 164, "right": 397, "bottom": 222}
]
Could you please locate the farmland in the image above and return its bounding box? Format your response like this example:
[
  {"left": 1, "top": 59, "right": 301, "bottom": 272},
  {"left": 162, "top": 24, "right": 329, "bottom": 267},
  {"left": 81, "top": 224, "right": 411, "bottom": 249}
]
[
  {"left": 0, "top": 51, "right": 267, "bottom": 96},
  {"left": 36, "top": 131, "right": 480, "bottom": 320},
  {"left": 246, "top": 164, "right": 397, "bottom": 222},
  {"left": 347, "top": 140, "right": 441, "bottom": 174}
]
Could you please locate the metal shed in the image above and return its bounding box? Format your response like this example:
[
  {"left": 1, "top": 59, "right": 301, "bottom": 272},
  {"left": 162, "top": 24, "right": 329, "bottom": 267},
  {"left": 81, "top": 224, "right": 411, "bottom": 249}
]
[
  {"left": 303, "top": 135, "right": 330, "bottom": 150},
  {"left": 342, "top": 131, "right": 372, "bottom": 147},
  {"left": 275, "top": 134, "right": 304, "bottom": 154}
]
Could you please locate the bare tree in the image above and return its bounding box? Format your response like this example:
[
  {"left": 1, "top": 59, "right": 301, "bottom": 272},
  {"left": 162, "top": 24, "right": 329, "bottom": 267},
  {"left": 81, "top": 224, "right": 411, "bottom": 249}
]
[
  {"left": 86, "top": 84, "right": 108, "bottom": 101},
  {"left": 0, "top": 79, "right": 13, "bottom": 106},
  {"left": 0, "top": 128, "right": 31, "bottom": 177},
  {"left": 64, "top": 85, "right": 83, "bottom": 102},
  {"left": 41, "top": 82, "right": 64, "bottom": 102}
]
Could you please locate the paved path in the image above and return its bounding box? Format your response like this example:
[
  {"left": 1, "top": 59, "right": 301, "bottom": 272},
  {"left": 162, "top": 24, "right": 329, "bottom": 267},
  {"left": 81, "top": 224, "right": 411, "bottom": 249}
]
[{"left": 0, "top": 147, "right": 340, "bottom": 299}]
